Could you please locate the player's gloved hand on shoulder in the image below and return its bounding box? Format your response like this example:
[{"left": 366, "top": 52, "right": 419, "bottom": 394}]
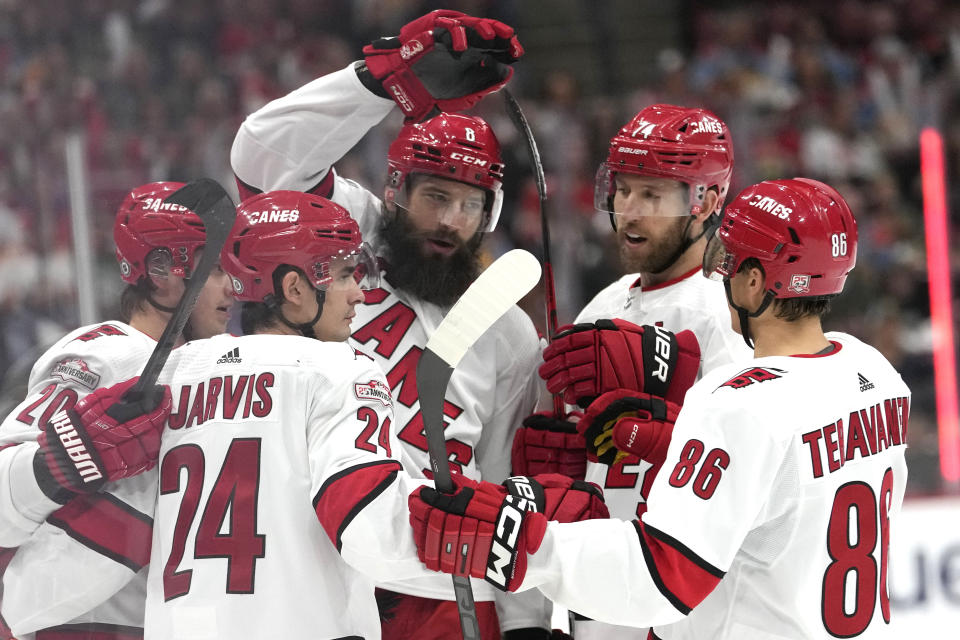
[
  {"left": 539, "top": 320, "right": 701, "bottom": 409},
  {"left": 361, "top": 9, "right": 523, "bottom": 121},
  {"left": 409, "top": 472, "right": 545, "bottom": 592},
  {"left": 504, "top": 473, "right": 608, "bottom": 523},
  {"left": 34, "top": 377, "right": 172, "bottom": 502},
  {"left": 578, "top": 389, "right": 680, "bottom": 466},
  {"left": 512, "top": 411, "right": 587, "bottom": 480}
]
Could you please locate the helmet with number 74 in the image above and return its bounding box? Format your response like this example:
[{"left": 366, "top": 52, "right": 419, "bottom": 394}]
[
  {"left": 595, "top": 104, "right": 734, "bottom": 225},
  {"left": 703, "top": 178, "right": 857, "bottom": 298}
]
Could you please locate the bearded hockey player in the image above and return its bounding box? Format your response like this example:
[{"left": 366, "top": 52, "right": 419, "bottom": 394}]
[{"left": 230, "top": 9, "right": 550, "bottom": 639}]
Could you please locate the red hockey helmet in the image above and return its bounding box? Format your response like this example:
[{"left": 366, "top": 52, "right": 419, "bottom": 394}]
[
  {"left": 114, "top": 182, "right": 207, "bottom": 284},
  {"left": 595, "top": 104, "right": 734, "bottom": 217},
  {"left": 387, "top": 113, "right": 505, "bottom": 232},
  {"left": 703, "top": 178, "right": 857, "bottom": 298},
  {"left": 223, "top": 191, "right": 378, "bottom": 302}
]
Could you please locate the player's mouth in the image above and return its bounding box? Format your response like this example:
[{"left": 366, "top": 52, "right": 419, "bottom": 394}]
[
  {"left": 215, "top": 304, "right": 231, "bottom": 316},
  {"left": 425, "top": 237, "right": 458, "bottom": 256},
  {"left": 622, "top": 231, "right": 647, "bottom": 246}
]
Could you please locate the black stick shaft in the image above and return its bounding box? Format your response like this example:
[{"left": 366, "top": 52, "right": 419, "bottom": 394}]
[
  {"left": 416, "top": 349, "right": 480, "bottom": 640},
  {"left": 502, "top": 89, "right": 564, "bottom": 416}
]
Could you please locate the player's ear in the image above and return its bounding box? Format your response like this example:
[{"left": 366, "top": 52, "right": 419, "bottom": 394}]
[
  {"left": 279, "top": 270, "right": 306, "bottom": 307},
  {"left": 746, "top": 265, "right": 767, "bottom": 302},
  {"left": 691, "top": 189, "right": 720, "bottom": 227},
  {"left": 383, "top": 187, "right": 399, "bottom": 217}
]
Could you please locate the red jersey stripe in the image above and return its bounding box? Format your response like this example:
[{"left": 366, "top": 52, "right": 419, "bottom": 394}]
[
  {"left": 633, "top": 520, "right": 724, "bottom": 614},
  {"left": 313, "top": 460, "right": 403, "bottom": 552},
  {"left": 47, "top": 494, "right": 153, "bottom": 572}
]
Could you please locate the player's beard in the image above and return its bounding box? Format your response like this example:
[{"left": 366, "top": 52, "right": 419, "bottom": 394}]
[
  {"left": 619, "top": 216, "right": 690, "bottom": 274},
  {"left": 378, "top": 211, "right": 482, "bottom": 307}
]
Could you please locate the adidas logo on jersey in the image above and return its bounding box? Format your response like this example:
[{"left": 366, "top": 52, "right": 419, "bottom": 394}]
[
  {"left": 217, "top": 347, "right": 241, "bottom": 364},
  {"left": 858, "top": 373, "right": 875, "bottom": 392}
]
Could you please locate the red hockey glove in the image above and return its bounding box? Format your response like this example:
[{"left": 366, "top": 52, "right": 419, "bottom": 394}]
[
  {"left": 362, "top": 9, "right": 523, "bottom": 121},
  {"left": 539, "top": 320, "right": 701, "bottom": 409},
  {"left": 409, "top": 473, "right": 546, "bottom": 592},
  {"left": 504, "top": 474, "right": 608, "bottom": 522},
  {"left": 511, "top": 411, "right": 587, "bottom": 480},
  {"left": 578, "top": 389, "right": 680, "bottom": 466},
  {"left": 34, "top": 377, "right": 171, "bottom": 501}
]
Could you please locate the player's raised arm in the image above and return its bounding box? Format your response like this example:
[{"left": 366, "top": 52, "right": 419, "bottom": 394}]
[{"left": 230, "top": 9, "right": 522, "bottom": 197}]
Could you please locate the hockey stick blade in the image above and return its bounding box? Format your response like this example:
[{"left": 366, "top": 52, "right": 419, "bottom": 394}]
[
  {"left": 108, "top": 179, "right": 236, "bottom": 417},
  {"left": 416, "top": 249, "right": 540, "bottom": 640}
]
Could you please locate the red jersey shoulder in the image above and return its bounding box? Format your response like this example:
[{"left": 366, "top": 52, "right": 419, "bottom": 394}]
[
  {"left": 70, "top": 323, "right": 129, "bottom": 343},
  {"left": 714, "top": 366, "right": 787, "bottom": 392}
]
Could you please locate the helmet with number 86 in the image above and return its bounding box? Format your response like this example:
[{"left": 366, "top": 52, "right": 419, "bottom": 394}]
[
  {"left": 387, "top": 113, "right": 504, "bottom": 232},
  {"left": 703, "top": 178, "right": 857, "bottom": 298},
  {"left": 222, "top": 191, "right": 378, "bottom": 303}
]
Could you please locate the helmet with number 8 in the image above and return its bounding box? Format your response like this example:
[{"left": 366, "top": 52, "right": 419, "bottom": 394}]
[
  {"left": 387, "top": 113, "right": 505, "bottom": 232},
  {"left": 595, "top": 104, "right": 734, "bottom": 225},
  {"left": 703, "top": 178, "right": 857, "bottom": 299},
  {"left": 222, "top": 190, "right": 378, "bottom": 303},
  {"left": 114, "top": 181, "right": 207, "bottom": 284}
]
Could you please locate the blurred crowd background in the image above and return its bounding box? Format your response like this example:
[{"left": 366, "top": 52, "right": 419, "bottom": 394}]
[{"left": 0, "top": 0, "right": 956, "bottom": 493}]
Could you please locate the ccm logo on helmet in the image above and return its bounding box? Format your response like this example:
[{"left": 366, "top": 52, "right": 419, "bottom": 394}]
[
  {"left": 449, "top": 152, "right": 488, "bottom": 167},
  {"left": 747, "top": 194, "right": 792, "bottom": 220},
  {"left": 651, "top": 325, "right": 673, "bottom": 383},
  {"left": 244, "top": 209, "right": 301, "bottom": 224}
]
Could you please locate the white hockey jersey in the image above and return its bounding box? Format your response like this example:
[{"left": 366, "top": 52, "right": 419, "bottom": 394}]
[
  {"left": 575, "top": 269, "right": 751, "bottom": 521},
  {"left": 524, "top": 332, "right": 910, "bottom": 639},
  {"left": 5, "top": 333, "right": 436, "bottom": 640},
  {"left": 0, "top": 321, "right": 158, "bottom": 638},
  {"left": 231, "top": 63, "right": 543, "bottom": 608}
]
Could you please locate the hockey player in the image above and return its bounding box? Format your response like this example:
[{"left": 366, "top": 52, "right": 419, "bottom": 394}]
[
  {"left": 1, "top": 191, "right": 607, "bottom": 640},
  {"left": 229, "top": 9, "right": 548, "bottom": 639},
  {"left": 514, "top": 105, "right": 749, "bottom": 639},
  {"left": 409, "top": 178, "right": 910, "bottom": 639},
  {"left": 0, "top": 181, "right": 233, "bottom": 639}
]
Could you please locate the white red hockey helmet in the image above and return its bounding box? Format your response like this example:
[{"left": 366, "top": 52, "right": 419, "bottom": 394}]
[
  {"left": 704, "top": 178, "right": 857, "bottom": 298},
  {"left": 222, "top": 190, "right": 378, "bottom": 302},
  {"left": 595, "top": 104, "right": 734, "bottom": 221},
  {"left": 114, "top": 181, "right": 207, "bottom": 285},
  {"left": 387, "top": 113, "right": 505, "bottom": 232}
]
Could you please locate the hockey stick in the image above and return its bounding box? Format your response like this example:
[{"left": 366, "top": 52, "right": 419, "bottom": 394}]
[
  {"left": 107, "top": 178, "right": 236, "bottom": 418},
  {"left": 502, "top": 89, "right": 564, "bottom": 416},
  {"left": 416, "top": 249, "right": 542, "bottom": 640}
]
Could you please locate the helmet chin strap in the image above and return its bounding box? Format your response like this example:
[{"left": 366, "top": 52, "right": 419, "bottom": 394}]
[
  {"left": 146, "top": 295, "right": 177, "bottom": 314},
  {"left": 723, "top": 279, "right": 775, "bottom": 349},
  {"left": 650, "top": 211, "right": 717, "bottom": 275},
  {"left": 264, "top": 288, "right": 326, "bottom": 339}
]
